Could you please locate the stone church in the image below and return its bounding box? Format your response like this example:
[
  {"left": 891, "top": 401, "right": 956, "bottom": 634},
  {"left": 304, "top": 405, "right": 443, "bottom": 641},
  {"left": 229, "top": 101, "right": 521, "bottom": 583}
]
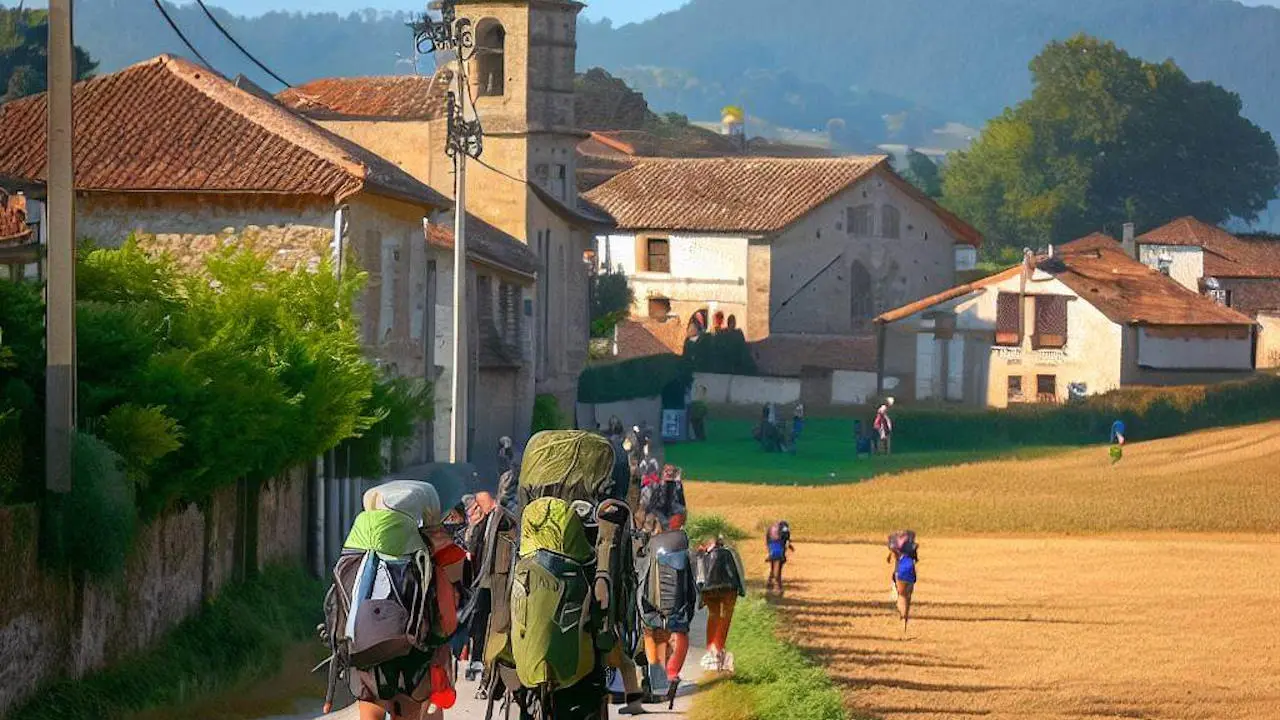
[{"left": 279, "top": 0, "right": 612, "bottom": 464}]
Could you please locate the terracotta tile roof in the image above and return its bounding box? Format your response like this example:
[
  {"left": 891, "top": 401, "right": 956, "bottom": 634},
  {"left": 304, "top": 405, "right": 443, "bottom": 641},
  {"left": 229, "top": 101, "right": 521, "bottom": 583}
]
[
  {"left": 0, "top": 55, "right": 448, "bottom": 209},
  {"left": 584, "top": 156, "right": 887, "bottom": 234},
  {"left": 583, "top": 155, "right": 982, "bottom": 245},
  {"left": 750, "top": 333, "right": 878, "bottom": 377},
  {"left": 276, "top": 71, "right": 453, "bottom": 120},
  {"left": 425, "top": 215, "right": 538, "bottom": 278},
  {"left": 0, "top": 190, "right": 32, "bottom": 246},
  {"left": 1052, "top": 235, "right": 1253, "bottom": 326},
  {"left": 1139, "top": 217, "right": 1280, "bottom": 279},
  {"left": 878, "top": 234, "right": 1253, "bottom": 328},
  {"left": 612, "top": 317, "right": 688, "bottom": 361}
]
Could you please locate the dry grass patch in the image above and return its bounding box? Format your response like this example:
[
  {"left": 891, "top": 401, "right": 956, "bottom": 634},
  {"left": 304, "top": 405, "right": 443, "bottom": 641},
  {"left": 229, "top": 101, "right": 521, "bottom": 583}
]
[
  {"left": 685, "top": 421, "right": 1280, "bottom": 539},
  {"left": 768, "top": 538, "right": 1280, "bottom": 720}
]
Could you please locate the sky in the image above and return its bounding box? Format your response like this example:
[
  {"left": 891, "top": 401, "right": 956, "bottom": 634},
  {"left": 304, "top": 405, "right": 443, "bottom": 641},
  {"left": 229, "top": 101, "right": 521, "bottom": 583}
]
[{"left": 188, "top": 0, "right": 689, "bottom": 26}]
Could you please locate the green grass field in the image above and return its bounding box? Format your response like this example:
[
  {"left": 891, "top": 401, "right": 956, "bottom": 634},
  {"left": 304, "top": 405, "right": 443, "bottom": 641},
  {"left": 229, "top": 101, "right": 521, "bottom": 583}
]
[{"left": 666, "top": 418, "right": 1057, "bottom": 485}]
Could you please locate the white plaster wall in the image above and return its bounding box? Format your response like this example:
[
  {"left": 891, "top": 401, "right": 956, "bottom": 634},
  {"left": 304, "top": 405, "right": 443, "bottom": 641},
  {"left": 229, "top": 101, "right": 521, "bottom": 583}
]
[
  {"left": 885, "top": 272, "right": 1125, "bottom": 407},
  {"left": 598, "top": 232, "right": 750, "bottom": 313},
  {"left": 1138, "top": 244, "right": 1204, "bottom": 293},
  {"left": 831, "top": 371, "right": 879, "bottom": 405},
  {"left": 576, "top": 396, "right": 664, "bottom": 439},
  {"left": 1137, "top": 329, "right": 1253, "bottom": 370},
  {"left": 692, "top": 373, "right": 733, "bottom": 404},
  {"left": 1258, "top": 313, "right": 1280, "bottom": 369}
]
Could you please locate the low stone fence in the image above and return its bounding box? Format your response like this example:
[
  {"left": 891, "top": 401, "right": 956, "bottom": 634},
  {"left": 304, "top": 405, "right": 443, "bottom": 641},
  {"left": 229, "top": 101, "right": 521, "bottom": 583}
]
[{"left": 0, "top": 470, "right": 306, "bottom": 716}]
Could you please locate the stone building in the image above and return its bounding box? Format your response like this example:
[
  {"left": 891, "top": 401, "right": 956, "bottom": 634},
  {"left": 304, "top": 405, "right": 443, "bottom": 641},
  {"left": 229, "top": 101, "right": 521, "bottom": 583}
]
[
  {"left": 585, "top": 156, "right": 981, "bottom": 375},
  {"left": 876, "top": 234, "right": 1257, "bottom": 407},
  {"left": 277, "top": 0, "right": 612, "bottom": 414},
  {"left": 0, "top": 54, "right": 540, "bottom": 468},
  {"left": 1137, "top": 217, "right": 1280, "bottom": 368}
]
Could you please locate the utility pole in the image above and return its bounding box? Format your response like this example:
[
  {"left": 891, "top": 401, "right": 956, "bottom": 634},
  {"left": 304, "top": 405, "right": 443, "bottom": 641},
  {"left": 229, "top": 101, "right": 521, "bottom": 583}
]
[
  {"left": 449, "top": 82, "right": 469, "bottom": 463},
  {"left": 46, "top": 0, "right": 76, "bottom": 493},
  {"left": 415, "top": 1, "right": 483, "bottom": 464}
]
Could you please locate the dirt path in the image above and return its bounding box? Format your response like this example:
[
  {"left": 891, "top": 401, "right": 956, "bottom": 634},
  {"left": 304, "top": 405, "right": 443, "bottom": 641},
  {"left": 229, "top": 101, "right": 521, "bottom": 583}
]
[{"left": 770, "top": 537, "right": 1280, "bottom": 720}]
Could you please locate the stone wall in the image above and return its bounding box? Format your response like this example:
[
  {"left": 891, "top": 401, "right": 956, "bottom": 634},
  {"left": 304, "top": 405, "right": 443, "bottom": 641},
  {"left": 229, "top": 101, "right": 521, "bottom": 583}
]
[{"left": 0, "top": 475, "right": 306, "bottom": 716}]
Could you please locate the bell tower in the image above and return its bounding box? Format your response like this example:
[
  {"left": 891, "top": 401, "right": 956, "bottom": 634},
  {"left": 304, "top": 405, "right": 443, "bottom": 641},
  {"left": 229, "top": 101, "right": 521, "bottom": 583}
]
[{"left": 453, "top": 0, "right": 584, "bottom": 239}]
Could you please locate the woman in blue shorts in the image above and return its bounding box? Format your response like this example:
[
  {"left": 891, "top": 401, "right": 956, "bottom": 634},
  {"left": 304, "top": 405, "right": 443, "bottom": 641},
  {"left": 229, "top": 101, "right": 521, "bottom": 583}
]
[
  {"left": 891, "top": 543, "right": 919, "bottom": 631},
  {"left": 765, "top": 521, "right": 794, "bottom": 592}
]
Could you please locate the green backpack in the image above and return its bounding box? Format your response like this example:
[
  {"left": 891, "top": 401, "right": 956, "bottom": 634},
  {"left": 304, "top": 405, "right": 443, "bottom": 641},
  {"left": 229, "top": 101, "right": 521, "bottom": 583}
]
[{"left": 509, "top": 431, "right": 635, "bottom": 694}]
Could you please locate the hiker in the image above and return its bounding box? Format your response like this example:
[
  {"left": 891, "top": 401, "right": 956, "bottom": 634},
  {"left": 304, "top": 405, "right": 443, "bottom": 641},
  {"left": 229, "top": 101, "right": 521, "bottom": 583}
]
[
  {"left": 792, "top": 403, "right": 806, "bottom": 442},
  {"left": 643, "top": 464, "right": 688, "bottom": 532},
  {"left": 319, "top": 480, "right": 467, "bottom": 720},
  {"left": 695, "top": 535, "right": 747, "bottom": 673},
  {"left": 1110, "top": 419, "right": 1126, "bottom": 465},
  {"left": 461, "top": 491, "right": 500, "bottom": 684},
  {"left": 640, "top": 528, "right": 698, "bottom": 708},
  {"left": 635, "top": 443, "right": 662, "bottom": 529},
  {"left": 497, "top": 436, "right": 516, "bottom": 477},
  {"left": 874, "top": 397, "right": 895, "bottom": 455},
  {"left": 765, "top": 520, "right": 795, "bottom": 593},
  {"left": 887, "top": 531, "right": 919, "bottom": 632},
  {"left": 503, "top": 430, "right": 638, "bottom": 720}
]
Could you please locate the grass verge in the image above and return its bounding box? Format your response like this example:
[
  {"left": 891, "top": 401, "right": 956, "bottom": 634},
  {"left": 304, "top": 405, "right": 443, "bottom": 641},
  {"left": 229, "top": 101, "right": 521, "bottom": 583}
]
[
  {"left": 667, "top": 418, "right": 1058, "bottom": 485},
  {"left": 689, "top": 596, "right": 848, "bottom": 720},
  {"left": 10, "top": 566, "right": 324, "bottom": 720}
]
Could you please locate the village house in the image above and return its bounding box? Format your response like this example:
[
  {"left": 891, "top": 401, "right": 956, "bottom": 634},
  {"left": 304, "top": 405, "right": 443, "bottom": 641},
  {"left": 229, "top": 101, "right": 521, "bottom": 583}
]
[
  {"left": 0, "top": 53, "right": 539, "bottom": 472},
  {"left": 1135, "top": 217, "right": 1280, "bottom": 367},
  {"left": 584, "top": 156, "right": 982, "bottom": 376},
  {"left": 875, "top": 234, "right": 1257, "bottom": 408},
  {"left": 276, "top": 0, "right": 612, "bottom": 414}
]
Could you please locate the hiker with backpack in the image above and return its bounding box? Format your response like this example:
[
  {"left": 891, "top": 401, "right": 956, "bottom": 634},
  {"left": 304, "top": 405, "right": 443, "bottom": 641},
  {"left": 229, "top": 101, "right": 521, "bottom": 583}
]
[
  {"left": 640, "top": 526, "right": 698, "bottom": 708},
  {"left": 694, "top": 534, "right": 747, "bottom": 673},
  {"left": 765, "top": 520, "right": 795, "bottom": 593},
  {"left": 475, "top": 430, "right": 638, "bottom": 720},
  {"left": 318, "top": 480, "right": 467, "bottom": 720},
  {"left": 887, "top": 530, "right": 920, "bottom": 632},
  {"left": 642, "top": 464, "right": 688, "bottom": 533}
]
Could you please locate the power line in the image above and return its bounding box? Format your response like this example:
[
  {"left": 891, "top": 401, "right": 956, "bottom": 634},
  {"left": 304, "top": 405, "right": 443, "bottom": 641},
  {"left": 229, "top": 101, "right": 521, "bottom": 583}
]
[
  {"left": 193, "top": 0, "right": 292, "bottom": 88},
  {"left": 152, "top": 0, "right": 212, "bottom": 70}
]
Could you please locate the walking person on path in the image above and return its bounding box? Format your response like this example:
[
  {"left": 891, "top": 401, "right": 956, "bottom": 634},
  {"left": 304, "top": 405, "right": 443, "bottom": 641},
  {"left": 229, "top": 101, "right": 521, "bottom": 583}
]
[
  {"left": 695, "top": 534, "right": 747, "bottom": 673},
  {"left": 887, "top": 530, "right": 920, "bottom": 633},
  {"left": 765, "top": 520, "right": 794, "bottom": 594},
  {"left": 874, "top": 397, "right": 895, "bottom": 455}
]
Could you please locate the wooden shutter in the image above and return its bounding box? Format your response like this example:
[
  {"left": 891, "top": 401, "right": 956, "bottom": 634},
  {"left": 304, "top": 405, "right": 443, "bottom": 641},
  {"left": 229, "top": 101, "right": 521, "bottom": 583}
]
[
  {"left": 1034, "top": 295, "right": 1068, "bottom": 349},
  {"left": 996, "top": 292, "right": 1021, "bottom": 346}
]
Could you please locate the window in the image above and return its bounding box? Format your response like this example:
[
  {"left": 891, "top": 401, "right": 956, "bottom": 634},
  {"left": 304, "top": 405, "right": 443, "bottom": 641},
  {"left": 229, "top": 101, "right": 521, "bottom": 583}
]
[
  {"left": 477, "top": 275, "right": 494, "bottom": 324},
  {"left": 534, "top": 164, "right": 550, "bottom": 187},
  {"left": 880, "top": 205, "right": 901, "bottom": 239},
  {"left": 1007, "top": 376, "right": 1024, "bottom": 403},
  {"left": 648, "top": 296, "right": 671, "bottom": 319},
  {"left": 1033, "top": 295, "right": 1068, "bottom": 349},
  {"left": 474, "top": 21, "right": 505, "bottom": 97},
  {"left": 1036, "top": 374, "right": 1057, "bottom": 403},
  {"left": 995, "top": 292, "right": 1021, "bottom": 346},
  {"left": 847, "top": 205, "right": 874, "bottom": 235},
  {"left": 552, "top": 164, "right": 568, "bottom": 201},
  {"left": 849, "top": 261, "right": 873, "bottom": 331},
  {"left": 499, "top": 281, "right": 522, "bottom": 356},
  {"left": 644, "top": 237, "right": 670, "bottom": 273}
]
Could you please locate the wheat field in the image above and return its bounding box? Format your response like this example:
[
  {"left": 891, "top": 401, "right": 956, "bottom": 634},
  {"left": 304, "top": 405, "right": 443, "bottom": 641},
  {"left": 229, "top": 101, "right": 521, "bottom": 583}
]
[
  {"left": 685, "top": 421, "right": 1280, "bottom": 539},
  {"left": 685, "top": 422, "right": 1280, "bottom": 720}
]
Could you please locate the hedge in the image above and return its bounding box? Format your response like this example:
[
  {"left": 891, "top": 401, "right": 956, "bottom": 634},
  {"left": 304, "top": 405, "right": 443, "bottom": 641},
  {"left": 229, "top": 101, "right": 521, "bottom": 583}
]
[
  {"left": 578, "top": 353, "right": 693, "bottom": 405},
  {"left": 889, "top": 373, "right": 1280, "bottom": 452}
]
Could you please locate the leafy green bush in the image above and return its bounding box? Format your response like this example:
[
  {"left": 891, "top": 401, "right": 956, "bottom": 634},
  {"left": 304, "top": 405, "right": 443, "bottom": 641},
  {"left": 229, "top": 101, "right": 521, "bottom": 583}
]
[
  {"left": 686, "top": 330, "right": 757, "bottom": 375},
  {"left": 578, "top": 353, "right": 693, "bottom": 404},
  {"left": 8, "top": 566, "right": 324, "bottom": 720},
  {"left": 590, "top": 267, "right": 633, "bottom": 339},
  {"left": 685, "top": 513, "right": 748, "bottom": 544},
  {"left": 532, "top": 394, "right": 566, "bottom": 433},
  {"left": 40, "top": 432, "right": 138, "bottom": 578}
]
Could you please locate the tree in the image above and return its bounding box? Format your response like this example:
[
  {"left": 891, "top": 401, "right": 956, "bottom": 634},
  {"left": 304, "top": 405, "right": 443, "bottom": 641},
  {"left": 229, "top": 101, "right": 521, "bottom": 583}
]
[
  {"left": 903, "top": 150, "right": 942, "bottom": 198},
  {"left": 942, "top": 34, "right": 1280, "bottom": 255},
  {"left": 590, "top": 267, "right": 634, "bottom": 338},
  {"left": 1, "top": 6, "right": 98, "bottom": 103}
]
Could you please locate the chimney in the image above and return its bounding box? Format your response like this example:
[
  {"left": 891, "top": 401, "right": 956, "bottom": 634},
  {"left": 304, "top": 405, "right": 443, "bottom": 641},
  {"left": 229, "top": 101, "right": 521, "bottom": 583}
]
[{"left": 1121, "top": 222, "right": 1136, "bottom": 258}]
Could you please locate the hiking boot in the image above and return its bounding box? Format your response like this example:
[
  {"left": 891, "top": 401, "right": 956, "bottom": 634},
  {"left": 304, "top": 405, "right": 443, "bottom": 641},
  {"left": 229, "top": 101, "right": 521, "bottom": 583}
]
[
  {"left": 619, "top": 694, "right": 648, "bottom": 715},
  {"left": 699, "top": 651, "right": 717, "bottom": 669}
]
